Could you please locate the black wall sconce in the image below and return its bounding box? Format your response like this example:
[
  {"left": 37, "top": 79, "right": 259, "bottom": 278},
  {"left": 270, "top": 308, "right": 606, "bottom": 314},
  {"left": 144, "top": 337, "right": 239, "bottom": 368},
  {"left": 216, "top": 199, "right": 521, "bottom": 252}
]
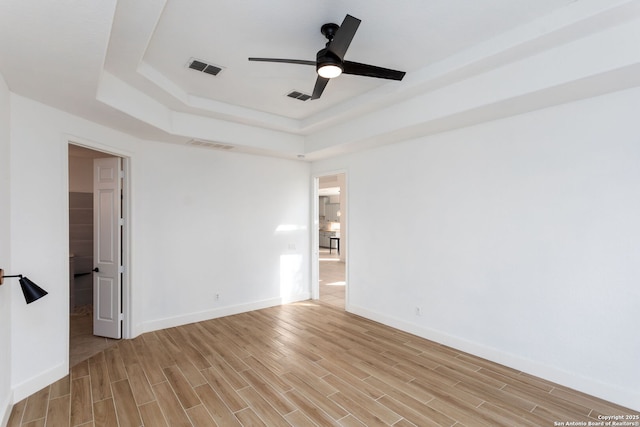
[{"left": 0, "top": 268, "right": 48, "bottom": 304}]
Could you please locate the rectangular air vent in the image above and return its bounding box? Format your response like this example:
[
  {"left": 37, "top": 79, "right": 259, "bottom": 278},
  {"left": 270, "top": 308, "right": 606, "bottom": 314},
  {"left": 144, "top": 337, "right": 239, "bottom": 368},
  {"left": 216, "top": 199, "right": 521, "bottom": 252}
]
[
  {"left": 187, "top": 58, "right": 222, "bottom": 76},
  {"left": 187, "top": 139, "right": 234, "bottom": 150},
  {"left": 287, "top": 91, "right": 311, "bottom": 101}
]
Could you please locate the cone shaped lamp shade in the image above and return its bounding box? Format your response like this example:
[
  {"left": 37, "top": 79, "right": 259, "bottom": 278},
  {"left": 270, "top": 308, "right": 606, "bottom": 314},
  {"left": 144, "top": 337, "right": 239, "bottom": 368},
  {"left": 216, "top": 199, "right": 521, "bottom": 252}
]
[
  {"left": 19, "top": 276, "right": 48, "bottom": 304},
  {"left": 0, "top": 269, "right": 48, "bottom": 304}
]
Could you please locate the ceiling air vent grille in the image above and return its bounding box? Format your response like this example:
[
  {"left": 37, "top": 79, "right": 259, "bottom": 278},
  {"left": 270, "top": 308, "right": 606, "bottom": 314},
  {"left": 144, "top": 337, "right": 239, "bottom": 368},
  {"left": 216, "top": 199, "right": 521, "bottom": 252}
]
[
  {"left": 187, "top": 139, "right": 234, "bottom": 150},
  {"left": 187, "top": 58, "right": 222, "bottom": 76},
  {"left": 287, "top": 91, "right": 311, "bottom": 101}
]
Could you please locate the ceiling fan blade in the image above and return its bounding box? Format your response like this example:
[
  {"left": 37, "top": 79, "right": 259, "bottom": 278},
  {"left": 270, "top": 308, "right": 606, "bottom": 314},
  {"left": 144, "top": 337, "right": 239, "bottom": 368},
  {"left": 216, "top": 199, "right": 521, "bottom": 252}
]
[
  {"left": 248, "top": 58, "right": 316, "bottom": 66},
  {"left": 311, "top": 76, "right": 330, "bottom": 99},
  {"left": 343, "top": 61, "right": 406, "bottom": 80},
  {"left": 327, "top": 14, "right": 361, "bottom": 59}
]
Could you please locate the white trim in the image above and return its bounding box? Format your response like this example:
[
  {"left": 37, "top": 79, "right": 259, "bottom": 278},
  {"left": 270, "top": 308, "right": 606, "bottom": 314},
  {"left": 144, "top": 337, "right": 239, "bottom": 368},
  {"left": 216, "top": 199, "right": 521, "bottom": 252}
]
[
  {"left": 141, "top": 294, "right": 309, "bottom": 334},
  {"left": 0, "top": 391, "right": 13, "bottom": 427},
  {"left": 312, "top": 170, "right": 349, "bottom": 307},
  {"left": 65, "top": 137, "right": 134, "bottom": 337},
  {"left": 311, "top": 177, "right": 320, "bottom": 300},
  {"left": 60, "top": 138, "right": 71, "bottom": 371},
  {"left": 281, "top": 292, "right": 311, "bottom": 305},
  {"left": 65, "top": 133, "right": 134, "bottom": 159},
  {"left": 120, "top": 157, "right": 134, "bottom": 339},
  {"left": 11, "top": 362, "right": 67, "bottom": 403},
  {"left": 348, "top": 304, "right": 640, "bottom": 412}
]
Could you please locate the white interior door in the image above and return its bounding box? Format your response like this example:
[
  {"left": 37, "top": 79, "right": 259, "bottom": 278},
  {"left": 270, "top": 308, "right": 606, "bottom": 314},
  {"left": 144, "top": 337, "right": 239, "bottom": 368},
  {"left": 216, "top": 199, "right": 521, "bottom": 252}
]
[{"left": 93, "top": 157, "right": 122, "bottom": 339}]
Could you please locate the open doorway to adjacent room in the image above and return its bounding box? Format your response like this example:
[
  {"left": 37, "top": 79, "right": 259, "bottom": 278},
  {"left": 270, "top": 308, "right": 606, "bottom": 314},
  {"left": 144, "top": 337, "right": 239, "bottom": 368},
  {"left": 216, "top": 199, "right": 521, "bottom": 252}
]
[
  {"left": 317, "top": 173, "right": 346, "bottom": 309},
  {"left": 68, "top": 144, "right": 126, "bottom": 366}
]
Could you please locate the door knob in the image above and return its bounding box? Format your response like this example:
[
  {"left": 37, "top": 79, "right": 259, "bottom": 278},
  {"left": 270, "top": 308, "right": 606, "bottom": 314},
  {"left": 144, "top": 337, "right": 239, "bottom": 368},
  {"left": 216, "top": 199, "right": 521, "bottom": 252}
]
[{"left": 92, "top": 267, "right": 99, "bottom": 273}]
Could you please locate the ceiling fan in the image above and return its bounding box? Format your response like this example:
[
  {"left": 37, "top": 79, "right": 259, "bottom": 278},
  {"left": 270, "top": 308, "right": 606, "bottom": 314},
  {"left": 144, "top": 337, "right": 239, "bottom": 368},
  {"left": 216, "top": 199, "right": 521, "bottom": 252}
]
[{"left": 249, "top": 14, "right": 406, "bottom": 100}]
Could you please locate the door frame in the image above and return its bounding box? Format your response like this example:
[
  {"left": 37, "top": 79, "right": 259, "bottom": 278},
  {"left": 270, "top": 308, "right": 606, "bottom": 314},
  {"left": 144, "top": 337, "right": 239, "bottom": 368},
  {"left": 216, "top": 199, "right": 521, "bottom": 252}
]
[
  {"left": 312, "top": 170, "right": 348, "bottom": 308},
  {"left": 66, "top": 139, "right": 132, "bottom": 340}
]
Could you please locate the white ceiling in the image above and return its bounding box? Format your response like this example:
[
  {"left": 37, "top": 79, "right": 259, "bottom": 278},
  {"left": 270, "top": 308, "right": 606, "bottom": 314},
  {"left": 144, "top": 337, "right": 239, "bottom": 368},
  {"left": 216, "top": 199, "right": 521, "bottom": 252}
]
[
  {"left": 137, "top": 0, "right": 566, "bottom": 119},
  {"left": 1, "top": 0, "right": 638, "bottom": 160}
]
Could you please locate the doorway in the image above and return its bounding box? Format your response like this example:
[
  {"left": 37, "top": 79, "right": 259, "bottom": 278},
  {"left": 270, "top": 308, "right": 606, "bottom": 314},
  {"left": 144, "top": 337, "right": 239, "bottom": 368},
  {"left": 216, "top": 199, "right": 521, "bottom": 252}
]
[
  {"left": 316, "top": 173, "right": 346, "bottom": 309},
  {"left": 68, "top": 144, "right": 125, "bottom": 366}
]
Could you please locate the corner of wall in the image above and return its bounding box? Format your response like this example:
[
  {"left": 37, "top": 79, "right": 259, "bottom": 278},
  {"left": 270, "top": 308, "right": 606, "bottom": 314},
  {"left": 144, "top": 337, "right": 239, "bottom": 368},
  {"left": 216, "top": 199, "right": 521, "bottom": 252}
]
[
  {"left": 0, "top": 71, "right": 14, "bottom": 427},
  {"left": 1, "top": 394, "right": 13, "bottom": 427},
  {"left": 10, "top": 363, "right": 68, "bottom": 404}
]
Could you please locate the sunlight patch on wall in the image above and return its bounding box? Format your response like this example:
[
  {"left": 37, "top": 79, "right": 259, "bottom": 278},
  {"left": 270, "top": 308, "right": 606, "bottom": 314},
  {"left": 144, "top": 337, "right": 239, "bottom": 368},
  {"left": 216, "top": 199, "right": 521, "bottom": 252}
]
[
  {"left": 280, "top": 254, "right": 304, "bottom": 303},
  {"left": 275, "top": 224, "right": 307, "bottom": 233}
]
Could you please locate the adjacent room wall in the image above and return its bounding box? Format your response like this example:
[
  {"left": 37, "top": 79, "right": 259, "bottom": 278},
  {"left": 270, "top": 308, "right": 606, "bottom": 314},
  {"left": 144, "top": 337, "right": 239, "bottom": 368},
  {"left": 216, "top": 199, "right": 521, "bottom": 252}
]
[
  {"left": 68, "top": 155, "right": 94, "bottom": 193},
  {"left": 311, "top": 87, "right": 640, "bottom": 410},
  {"left": 68, "top": 191, "right": 93, "bottom": 311},
  {"left": 8, "top": 94, "right": 311, "bottom": 401},
  {"left": 0, "top": 72, "right": 13, "bottom": 426}
]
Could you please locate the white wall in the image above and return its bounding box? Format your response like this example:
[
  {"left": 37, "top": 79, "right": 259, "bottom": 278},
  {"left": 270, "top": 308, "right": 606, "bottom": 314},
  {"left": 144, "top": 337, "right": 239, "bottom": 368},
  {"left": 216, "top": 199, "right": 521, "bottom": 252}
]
[
  {"left": 8, "top": 94, "right": 310, "bottom": 401},
  {"left": 0, "top": 73, "right": 13, "bottom": 426},
  {"left": 311, "top": 87, "right": 640, "bottom": 410},
  {"left": 135, "top": 140, "right": 311, "bottom": 331}
]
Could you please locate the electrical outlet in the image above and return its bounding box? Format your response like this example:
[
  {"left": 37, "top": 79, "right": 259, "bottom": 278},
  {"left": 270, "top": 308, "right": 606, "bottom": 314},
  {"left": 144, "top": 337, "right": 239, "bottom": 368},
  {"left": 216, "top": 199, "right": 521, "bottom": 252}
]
[{"left": 415, "top": 307, "right": 421, "bottom": 316}]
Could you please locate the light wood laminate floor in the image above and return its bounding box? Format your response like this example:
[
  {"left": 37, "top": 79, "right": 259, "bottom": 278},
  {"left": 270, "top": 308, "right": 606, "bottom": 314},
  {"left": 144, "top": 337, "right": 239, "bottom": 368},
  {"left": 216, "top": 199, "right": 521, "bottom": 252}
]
[
  {"left": 70, "top": 307, "right": 119, "bottom": 368},
  {"left": 9, "top": 302, "right": 636, "bottom": 426},
  {"left": 319, "top": 247, "right": 345, "bottom": 309}
]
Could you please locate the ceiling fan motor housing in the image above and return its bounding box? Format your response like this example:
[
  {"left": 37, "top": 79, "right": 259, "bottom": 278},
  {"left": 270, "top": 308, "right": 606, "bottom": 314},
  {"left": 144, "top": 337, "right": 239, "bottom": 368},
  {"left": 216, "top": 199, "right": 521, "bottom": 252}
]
[{"left": 316, "top": 48, "right": 343, "bottom": 75}]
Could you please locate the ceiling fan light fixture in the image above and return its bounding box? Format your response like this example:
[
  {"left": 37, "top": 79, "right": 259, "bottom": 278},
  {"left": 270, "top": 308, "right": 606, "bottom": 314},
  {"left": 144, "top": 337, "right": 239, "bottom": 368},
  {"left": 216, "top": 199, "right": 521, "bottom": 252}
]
[
  {"left": 318, "top": 64, "right": 342, "bottom": 79},
  {"left": 316, "top": 49, "right": 343, "bottom": 79}
]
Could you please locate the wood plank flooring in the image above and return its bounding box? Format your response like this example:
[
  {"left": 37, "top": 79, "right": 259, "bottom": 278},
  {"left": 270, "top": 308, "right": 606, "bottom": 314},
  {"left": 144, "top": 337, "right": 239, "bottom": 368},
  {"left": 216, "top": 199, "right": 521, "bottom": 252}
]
[
  {"left": 8, "top": 302, "right": 637, "bottom": 426},
  {"left": 69, "top": 306, "right": 118, "bottom": 368},
  {"left": 319, "top": 247, "right": 345, "bottom": 309}
]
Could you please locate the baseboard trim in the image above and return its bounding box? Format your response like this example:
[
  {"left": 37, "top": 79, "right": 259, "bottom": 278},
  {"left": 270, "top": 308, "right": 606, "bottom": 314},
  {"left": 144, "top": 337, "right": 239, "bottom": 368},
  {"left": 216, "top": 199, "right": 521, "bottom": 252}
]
[
  {"left": 12, "top": 363, "right": 68, "bottom": 404},
  {"left": 347, "top": 304, "right": 640, "bottom": 412},
  {"left": 1, "top": 392, "right": 12, "bottom": 427},
  {"left": 141, "top": 294, "right": 310, "bottom": 334}
]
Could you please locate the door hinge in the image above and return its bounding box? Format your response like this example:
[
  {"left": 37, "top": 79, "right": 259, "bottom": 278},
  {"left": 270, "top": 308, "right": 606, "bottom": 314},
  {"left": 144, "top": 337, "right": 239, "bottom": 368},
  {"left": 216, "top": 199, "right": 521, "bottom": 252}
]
[
  {"left": 119, "top": 170, "right": 125, "bottom": 179},
  {"left": 119, "top": 218, "right": 124, "bottom": 226},
  {"left": 118, "top": 265, "right": 125, "bottom": 274},
  {"left": 119, "top": 313, "right": 124, "bottom": 321}
]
